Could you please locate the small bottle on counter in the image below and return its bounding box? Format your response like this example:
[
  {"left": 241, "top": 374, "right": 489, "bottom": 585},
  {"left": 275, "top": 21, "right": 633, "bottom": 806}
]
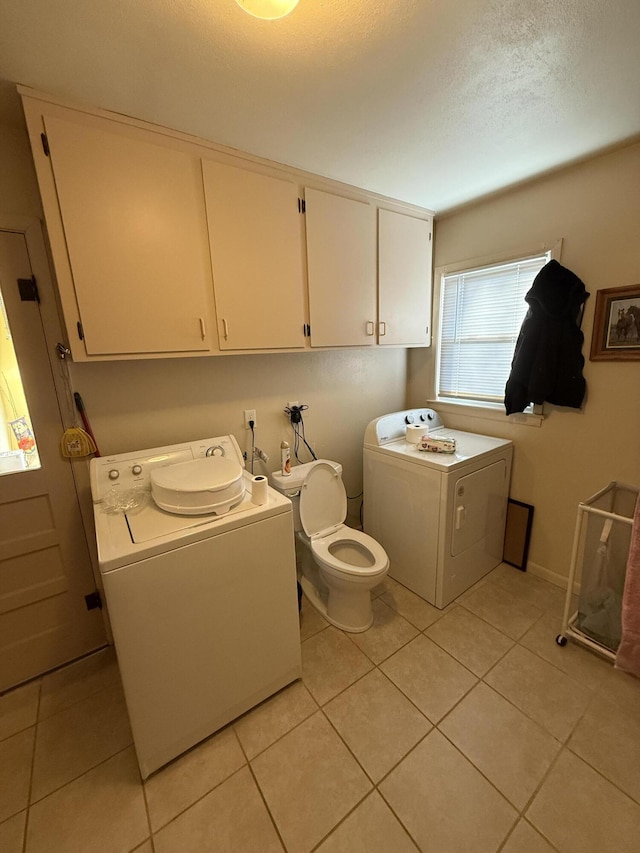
[{"left": 280, "top": 440, "right": 291, "bottom": 476}]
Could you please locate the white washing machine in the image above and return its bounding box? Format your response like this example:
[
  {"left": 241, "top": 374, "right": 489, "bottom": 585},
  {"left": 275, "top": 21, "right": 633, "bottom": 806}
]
[
  {"left": 364, "top": 409, "right": 513, "bottom": 608},
  {"left": 90, "top": 434, "right": 301, "bottom": 779}
]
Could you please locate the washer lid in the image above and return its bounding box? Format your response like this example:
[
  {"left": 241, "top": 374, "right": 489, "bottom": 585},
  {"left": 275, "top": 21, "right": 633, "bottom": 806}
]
[
  {"left": 299, "top": 461, "right": 347, "bottom": 537},
  {"left": 150, "top": 456, "right": 242, "bottom": 493}
]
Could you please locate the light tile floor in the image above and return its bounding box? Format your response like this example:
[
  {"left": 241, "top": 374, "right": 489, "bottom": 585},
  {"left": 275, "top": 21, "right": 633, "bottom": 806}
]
[{"left": 2, "top": 564, "right": 640, "bottom": 852}]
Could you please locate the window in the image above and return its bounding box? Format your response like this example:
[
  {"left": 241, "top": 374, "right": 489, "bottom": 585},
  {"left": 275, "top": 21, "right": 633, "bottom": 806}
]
[
  {"left": 0, "top": 283, "right": 40, "bottom": 472},
  {"left": 436, "top": 251, "right": 552, "bottom": 407}
]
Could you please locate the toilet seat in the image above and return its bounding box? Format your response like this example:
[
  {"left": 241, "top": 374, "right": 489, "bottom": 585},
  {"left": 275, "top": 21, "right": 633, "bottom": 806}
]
[
  {"left": 299, "top": 462, "right": 347, "bottom": 537},
  {"left": 311, "top": 526, "right": 389, "bottom": 578},
  {"left": 300, "top": 462, "right": 389, "bottom": 578}
]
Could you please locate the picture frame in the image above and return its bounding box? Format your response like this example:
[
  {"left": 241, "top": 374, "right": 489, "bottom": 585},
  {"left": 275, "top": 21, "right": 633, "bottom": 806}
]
[
  {"left": 590, "top": 283, "right": 640, "bottom": 361},
  {"left": 503, "top": 499, "right": 534, "bottom": 572}
]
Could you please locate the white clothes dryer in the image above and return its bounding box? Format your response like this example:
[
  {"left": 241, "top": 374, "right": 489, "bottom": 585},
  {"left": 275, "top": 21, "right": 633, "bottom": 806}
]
[
  {"left": 364, "top": 409, "right": 513, "bottom": 608},
  {"left": 90, "top": 435, "right": 301, "bottom": 779}
]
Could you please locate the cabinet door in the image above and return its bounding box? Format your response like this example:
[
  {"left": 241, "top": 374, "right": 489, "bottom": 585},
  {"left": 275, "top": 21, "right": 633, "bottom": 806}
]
[
  {"left": 43, "top": 115, "right": 214, "bottom": 356},
  {"left": 378, "top": 209, "right": 432, "bottom": 346},
  {"left": 305, "top": 187, "right": 377, "bottom": 347},
  {"left": 202, "top": 160, "right": 306, "bottom": 350}
]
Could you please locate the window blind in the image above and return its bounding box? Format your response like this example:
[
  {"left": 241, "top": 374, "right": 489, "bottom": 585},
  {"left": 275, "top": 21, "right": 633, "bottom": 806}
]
[{"left": 438, "top": 254, "right": 549, "bottom": 404}]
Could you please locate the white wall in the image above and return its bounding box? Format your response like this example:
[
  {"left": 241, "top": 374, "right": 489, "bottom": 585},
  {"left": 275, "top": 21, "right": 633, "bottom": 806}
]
[
  {"left": 0, "top": 123, "right": 43, "bottom": 218},
  {"left": 69, "top": 348, "right": 406, "bottom": 509},
  {"left": 408, "top": 141, "right": 640, "bottom": 584},
  {"left": 0, "top": 120, "right": 408, "bottom": 525}
]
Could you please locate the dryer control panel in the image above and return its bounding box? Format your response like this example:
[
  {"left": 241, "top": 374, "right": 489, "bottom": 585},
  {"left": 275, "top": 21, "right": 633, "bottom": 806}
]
[{"left": 364, "top": 408, "right": 444, "bottom": 446}]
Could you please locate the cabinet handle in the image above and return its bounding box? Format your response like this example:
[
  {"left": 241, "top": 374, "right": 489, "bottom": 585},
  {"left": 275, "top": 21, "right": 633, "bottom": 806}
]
[
  {"left": 379, "top": 321, "right": 387, "bottom": 336},
  {"left": 199, "top": 317, "right": 206, "bottom": 340},
  {"left": 366, "top": 321, "right": 375, "bottom": 336},
  {"left": 221, "top": 318, "right": 229, "bottom": 340}
]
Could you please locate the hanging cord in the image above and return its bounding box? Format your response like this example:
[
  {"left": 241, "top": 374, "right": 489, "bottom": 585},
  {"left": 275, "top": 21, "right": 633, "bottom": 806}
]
[
  {"left": 294, "top": 416, "right": 317, "bottom": 463},
  {"left": 57, "top": 348, "right": 79, "bottom": 426},
  {"left": 284, "top": 404, "right": 317, "bottom": 463},
  {"left": 249, "top": 420, "right": 256, "bottom": 474},
  {"left": 347, "top": 490, "right": 365, "bottom": 531}
]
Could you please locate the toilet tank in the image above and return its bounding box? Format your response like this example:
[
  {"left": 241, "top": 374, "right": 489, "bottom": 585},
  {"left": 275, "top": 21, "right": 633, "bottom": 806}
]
[{"left": 270, "top": 460, "right": 342, "bottom": 531}]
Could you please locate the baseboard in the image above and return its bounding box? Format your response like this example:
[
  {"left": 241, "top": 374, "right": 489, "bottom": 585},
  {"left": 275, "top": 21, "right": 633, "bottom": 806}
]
[{"left": 526, "top": 560, "right": 581, "bottom": 595}]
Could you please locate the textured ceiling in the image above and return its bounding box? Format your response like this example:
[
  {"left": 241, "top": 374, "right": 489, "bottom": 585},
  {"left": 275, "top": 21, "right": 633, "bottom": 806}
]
[{"left": 0, "top": 0, "right": 639, "bottom": 212}]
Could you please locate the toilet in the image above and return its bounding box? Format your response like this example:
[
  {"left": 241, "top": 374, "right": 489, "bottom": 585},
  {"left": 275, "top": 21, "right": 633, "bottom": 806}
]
[{"left": 271, "top": 460, "right": 389, "bottom": 633}]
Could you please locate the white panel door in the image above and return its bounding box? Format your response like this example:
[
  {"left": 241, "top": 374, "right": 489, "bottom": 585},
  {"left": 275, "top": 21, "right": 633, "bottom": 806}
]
[
  {"left": 378, "top": 209, "right": 432, "bottom": 346},
  {"left": 202, "top": 160, "right": 306, "bottom": 350},
  {"left": 43, "top": 114, "right": 214, "bottom": 356},
  {"left": 0, "top": 231, "right": 105, "bottom": 691},
  {"left": 305, "top": 187, "right": 377, "bottom": 347}
]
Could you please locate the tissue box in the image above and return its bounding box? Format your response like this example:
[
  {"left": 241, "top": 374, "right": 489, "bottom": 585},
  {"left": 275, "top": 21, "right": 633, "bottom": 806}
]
[{"left": 416, "top": 436, "right": 456, "bottom": 454}]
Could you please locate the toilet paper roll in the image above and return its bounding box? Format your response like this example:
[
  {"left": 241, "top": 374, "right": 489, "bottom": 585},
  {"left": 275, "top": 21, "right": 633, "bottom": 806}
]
[
  {"left": 405, "top": 424, "right": 427, "bottom": 444},
  {"left": 251, "top": 475, "right": 268, "bottom": 506}
]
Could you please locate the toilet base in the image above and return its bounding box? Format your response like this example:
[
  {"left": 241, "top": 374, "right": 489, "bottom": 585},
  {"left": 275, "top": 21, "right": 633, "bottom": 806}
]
[{"left": 300, "top": 576, "right": 374, "bottom": 634}]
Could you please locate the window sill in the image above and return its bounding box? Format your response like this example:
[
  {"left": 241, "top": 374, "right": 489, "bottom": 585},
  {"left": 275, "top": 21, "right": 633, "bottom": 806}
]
[{"left": 426, "top": 399, "right": 544, "bottom": 428}]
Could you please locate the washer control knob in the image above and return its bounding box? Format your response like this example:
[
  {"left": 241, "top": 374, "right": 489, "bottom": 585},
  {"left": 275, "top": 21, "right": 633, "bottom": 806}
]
[
  {"left": 108, "top": 469, "right": 119, "bottom": 481},
  {"left": 419, "top": 413, "right": 426, "bottom": 421},
  {"left": 131, "top": 464, "right": 142, "bottom": 476},
  {"left": 404, "top": 414, "right": 415, "bottom": 424},
  {"left": 206, "top": 445, "right": 225, "bottom": 457}
]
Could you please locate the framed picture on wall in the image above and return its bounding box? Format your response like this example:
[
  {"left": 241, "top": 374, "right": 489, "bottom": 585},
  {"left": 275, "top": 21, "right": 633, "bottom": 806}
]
[
  {"left": 590, "top": 283, "right": 640, "bottom": 361},
  {"left": 503, "top": 499, "right": 534, "bottom": 571}
]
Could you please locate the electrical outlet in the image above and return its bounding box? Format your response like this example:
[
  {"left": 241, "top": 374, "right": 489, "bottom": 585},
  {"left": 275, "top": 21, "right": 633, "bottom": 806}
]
[
  {"left": 287, "top": 401, "right": 298, "bottom": 410},
  {"left": 244, "top": 409, "right": 256, "bottom": 429}
]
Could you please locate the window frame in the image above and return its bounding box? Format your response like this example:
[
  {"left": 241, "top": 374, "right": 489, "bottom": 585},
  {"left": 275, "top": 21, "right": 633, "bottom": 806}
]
[{"left": 431, "top": 240, "right": 563, "bottom": 425}]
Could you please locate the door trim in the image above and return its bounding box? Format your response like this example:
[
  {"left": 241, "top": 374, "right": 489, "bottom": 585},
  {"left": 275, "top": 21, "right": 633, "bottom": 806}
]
[{"left": 0, "top": 215, "right": 104, "bottom": 614}]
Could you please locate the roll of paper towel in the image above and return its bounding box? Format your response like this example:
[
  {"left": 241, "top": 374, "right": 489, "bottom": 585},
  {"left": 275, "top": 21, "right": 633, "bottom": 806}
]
[
  {"left": 405, "top": 424, "right": 427, "bottom": 444},
  {"left": 251, "top": 475, "right": 268, "bottom": 506}
]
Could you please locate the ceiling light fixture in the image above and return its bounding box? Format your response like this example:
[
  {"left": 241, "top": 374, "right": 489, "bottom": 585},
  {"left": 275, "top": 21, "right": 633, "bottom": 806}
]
[{"left": 235, "top": 0, "right": 299, "bottom": 21}]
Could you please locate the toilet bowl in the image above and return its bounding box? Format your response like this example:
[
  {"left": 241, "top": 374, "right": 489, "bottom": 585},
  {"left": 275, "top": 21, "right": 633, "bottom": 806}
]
[{"left": 271, "top": 460, "right": 389, "bottom": 632}]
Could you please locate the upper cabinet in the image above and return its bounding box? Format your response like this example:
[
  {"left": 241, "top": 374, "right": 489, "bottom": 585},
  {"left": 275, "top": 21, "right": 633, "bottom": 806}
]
[
  {"left": 202, "top": 160, "right": 306, "bottom": 350},
  {"left": 21, "top": 89, "right": 434, "bottom": 361},
  {"left": 304, "top": 188, "right": 377, "bottom": 347},
  {"left": 378, "top": 209, "right": 432, "bottom": 346},
  {"left": 304, "top": 190, "right": 433, "bottom": 348},
  {"left": 32, "top": 110, "right": 216, "bottom": 359}
]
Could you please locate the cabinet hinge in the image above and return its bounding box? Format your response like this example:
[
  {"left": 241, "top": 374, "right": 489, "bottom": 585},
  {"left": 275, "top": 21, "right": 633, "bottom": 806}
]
[
  {"left": 85, "top": 590, "right": 102, "bottom": 611},
  {"left": 56, "top": 343, "right": 71, "bottom": 360},
  {"left": 298, "top": 198, "right": 306, "bottom": 214},
  {"left": 17, "top": 276, "right": 40, "bottom": 303},
  {"left": 77, "top": 321, "right": 84, "bottom": 341},
  {"left": 303, "top": 323, "right": 311, "bottom": 337},
  {"left": 429, "top": 232, "right": 432, "bottom": 241},
  {"left": 41, "top": 133, "right": 50, "bottom": 156}
]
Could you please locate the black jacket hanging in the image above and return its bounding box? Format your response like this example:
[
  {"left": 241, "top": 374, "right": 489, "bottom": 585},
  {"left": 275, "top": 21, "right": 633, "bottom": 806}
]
[{"left": 504, "top": 260, "right": 589, "bottom": 415}]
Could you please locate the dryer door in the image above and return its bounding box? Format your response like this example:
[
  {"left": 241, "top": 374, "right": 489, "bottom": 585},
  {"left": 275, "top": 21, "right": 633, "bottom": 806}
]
[{"left": 451, "top": 459, "right": 508, "bottom": 558}]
